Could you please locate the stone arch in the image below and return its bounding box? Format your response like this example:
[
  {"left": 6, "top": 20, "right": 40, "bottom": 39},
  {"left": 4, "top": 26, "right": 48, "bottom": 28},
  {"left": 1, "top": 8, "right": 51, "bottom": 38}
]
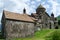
[{"left": 55, "top": 26, "right": 58, "bottom": 29}]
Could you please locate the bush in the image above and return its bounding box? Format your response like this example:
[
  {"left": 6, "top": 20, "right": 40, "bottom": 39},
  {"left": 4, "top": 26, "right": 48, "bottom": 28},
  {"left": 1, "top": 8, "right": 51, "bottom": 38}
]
[
  {"left": 45, "top": 30, "right": 60, "bottom": 40},
  {"left": 52, "top": 31, "right": 60, "bottom": 40}
]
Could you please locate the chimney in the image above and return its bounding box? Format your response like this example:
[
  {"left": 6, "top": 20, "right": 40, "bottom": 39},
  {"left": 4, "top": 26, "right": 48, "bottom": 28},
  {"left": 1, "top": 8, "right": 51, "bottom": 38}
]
[
  {"left": 51, "top": 12, "right": 54, "bottom": 17},
  {"left": 23, "top": 8, "right": 26, "bottom": 14}
]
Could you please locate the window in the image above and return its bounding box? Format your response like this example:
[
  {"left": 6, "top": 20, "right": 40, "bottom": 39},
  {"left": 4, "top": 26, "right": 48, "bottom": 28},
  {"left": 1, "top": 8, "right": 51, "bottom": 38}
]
[
  {"left": 49, "top": 23, "right": 51, "bottom": 29},
  {"left": 39, "top": 16, "right": 41, "bottom": 19},
  {"left": 55, "top": 26, "right": 58, "bottom": 29}
]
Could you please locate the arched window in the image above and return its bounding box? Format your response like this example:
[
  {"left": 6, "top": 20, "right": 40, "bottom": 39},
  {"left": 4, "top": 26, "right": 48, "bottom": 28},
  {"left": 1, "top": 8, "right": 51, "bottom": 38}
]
[
  {"left": 49, "top": 23, "right": 51, "bottom": 29},
  {"left": 55, "top": 26, "right": 58, "bottom": 29}
]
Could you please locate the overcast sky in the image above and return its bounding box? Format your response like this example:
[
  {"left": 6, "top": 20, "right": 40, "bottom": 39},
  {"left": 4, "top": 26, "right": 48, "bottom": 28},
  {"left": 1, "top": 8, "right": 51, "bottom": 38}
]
[{"left": 0, "top": 0, "right": 60, "bottom": 23}]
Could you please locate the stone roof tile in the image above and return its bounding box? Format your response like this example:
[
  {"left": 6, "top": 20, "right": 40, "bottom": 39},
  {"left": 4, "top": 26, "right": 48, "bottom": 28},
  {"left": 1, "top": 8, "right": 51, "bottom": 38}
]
[{"left": 3, "top": 10, "right": 35, "bottom": 22}]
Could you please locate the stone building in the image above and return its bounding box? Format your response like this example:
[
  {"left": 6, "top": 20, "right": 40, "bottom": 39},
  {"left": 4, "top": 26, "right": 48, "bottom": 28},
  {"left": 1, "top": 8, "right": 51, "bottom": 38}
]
[
  {"left": 31, "top": 4, "right": 58, "bottom": 30},
  {"left": 1, "top": 4, "right": 58, "bottom": 38}
]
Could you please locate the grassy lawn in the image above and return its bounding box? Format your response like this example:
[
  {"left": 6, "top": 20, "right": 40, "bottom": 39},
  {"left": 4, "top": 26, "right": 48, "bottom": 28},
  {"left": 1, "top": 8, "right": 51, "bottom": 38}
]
[{"left": 0, "top": 29, "right": 59, "bottom": 40}]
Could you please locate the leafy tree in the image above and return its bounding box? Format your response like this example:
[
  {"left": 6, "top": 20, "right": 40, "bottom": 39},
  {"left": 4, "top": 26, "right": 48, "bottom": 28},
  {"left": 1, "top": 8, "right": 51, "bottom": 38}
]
[{"left": 58, "top": 20, "right": 60, "bottom": 25}]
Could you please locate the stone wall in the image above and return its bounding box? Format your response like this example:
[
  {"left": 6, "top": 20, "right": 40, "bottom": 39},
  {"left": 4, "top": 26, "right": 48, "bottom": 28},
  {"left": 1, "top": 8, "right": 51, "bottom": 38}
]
[
  {"left": 36, "top": 12, "right": 51, "bottom": 29},
  {"left": 43, "top": 13, "right": 51, "bottom": 29},
  {"left": 4, "top": 20, "right": 34, "bottom": 38}
]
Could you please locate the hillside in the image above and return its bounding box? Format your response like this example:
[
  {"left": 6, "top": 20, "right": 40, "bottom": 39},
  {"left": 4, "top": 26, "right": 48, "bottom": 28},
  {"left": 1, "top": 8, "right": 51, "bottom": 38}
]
[{"left": 57, "top": 15, "right": 60, "bottom": 20}]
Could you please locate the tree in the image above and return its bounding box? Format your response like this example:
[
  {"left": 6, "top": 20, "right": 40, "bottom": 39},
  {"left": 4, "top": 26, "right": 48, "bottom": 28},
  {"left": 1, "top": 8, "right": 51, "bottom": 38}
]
[{"left": 58, "top": 20, "right": 60, "bottom": 25}]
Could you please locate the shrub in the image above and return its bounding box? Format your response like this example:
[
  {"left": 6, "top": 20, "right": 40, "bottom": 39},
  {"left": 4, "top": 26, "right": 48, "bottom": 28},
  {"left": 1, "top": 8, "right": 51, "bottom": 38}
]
[{"left": 45, "top": 30, "right": 60, "bottom": 40}]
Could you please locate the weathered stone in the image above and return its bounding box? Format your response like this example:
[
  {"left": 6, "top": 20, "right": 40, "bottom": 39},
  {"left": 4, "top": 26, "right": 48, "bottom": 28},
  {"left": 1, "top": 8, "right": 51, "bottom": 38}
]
[{"left": 4, "top": 20, "right": 34, "bottom": 38}]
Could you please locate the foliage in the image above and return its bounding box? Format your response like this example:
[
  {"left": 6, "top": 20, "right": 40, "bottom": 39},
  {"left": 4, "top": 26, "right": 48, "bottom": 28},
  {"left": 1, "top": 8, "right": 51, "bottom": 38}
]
[
  {"left": 57, "top": 15, "right": 60, "bottom": 25},
  {"left": 57, "top": 15, "right": 60, "bottom": 20},
  {"left": 58, "top": 20, "right": 60, "bottom": 25},
  {"left": 45, "top": 29, "right": 60, "bottom": 40}
]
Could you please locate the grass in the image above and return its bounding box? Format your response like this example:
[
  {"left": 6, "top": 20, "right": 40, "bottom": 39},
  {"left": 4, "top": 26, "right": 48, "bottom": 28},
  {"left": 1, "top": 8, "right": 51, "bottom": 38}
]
[
  {"left": 0, "top": 29, "right": 59, "bottom": 40},
  {"left": 34, "top": 29, "right": 54, "bottom": 38},
  {"left": 45, "top": 29, "right": 60, "bottom": 40}
]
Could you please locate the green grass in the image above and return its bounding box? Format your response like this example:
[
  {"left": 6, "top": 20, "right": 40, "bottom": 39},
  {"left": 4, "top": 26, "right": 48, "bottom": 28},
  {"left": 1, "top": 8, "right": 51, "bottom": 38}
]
[
  {"left": 0, "top": 29, "right": 59, "bottom": 40},
  {"left": 45, "top": 29, "right": 60, "bottom": 40},
  {"left": 34, "top": 29, "right": 54, "bottom": 38}
]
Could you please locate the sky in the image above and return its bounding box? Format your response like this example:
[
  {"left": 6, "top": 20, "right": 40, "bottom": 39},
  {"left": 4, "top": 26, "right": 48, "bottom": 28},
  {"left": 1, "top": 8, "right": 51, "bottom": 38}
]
[{"left": 0, "top": 0, "right": 60, "bottom": 23}]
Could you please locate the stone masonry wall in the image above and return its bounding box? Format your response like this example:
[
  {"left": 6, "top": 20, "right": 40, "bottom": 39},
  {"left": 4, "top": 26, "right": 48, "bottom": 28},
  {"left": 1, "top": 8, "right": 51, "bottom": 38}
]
[{"left": 5, "top": 20, "right": 34, "bottom": 38}]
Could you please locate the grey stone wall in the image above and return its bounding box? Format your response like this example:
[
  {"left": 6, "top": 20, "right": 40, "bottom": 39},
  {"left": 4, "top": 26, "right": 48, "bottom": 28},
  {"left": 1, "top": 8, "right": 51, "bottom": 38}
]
[
  {"left": 43, "top": 13, "right": 51, "bottom": 29},
  {"left": 36, "top": 12, "right": 51, "bottom": 29},
  {"left": 5, "top": 20, "right": 34, "bottom": 38}
]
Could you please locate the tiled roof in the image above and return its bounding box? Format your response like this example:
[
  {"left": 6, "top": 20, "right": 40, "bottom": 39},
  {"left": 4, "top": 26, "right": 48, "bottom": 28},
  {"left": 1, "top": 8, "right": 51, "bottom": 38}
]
[
  {"left": 32, "top": 12, "right": 50, "bottom": 19},
  {"left": 3, "top": 10, "right": 35, "bottom": 22},
  {"left": 31, "top": 13, "right": 38, "bottom": 17},
  {"left": 45, "top": 12, "right": 50, "bottom": 17}
]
